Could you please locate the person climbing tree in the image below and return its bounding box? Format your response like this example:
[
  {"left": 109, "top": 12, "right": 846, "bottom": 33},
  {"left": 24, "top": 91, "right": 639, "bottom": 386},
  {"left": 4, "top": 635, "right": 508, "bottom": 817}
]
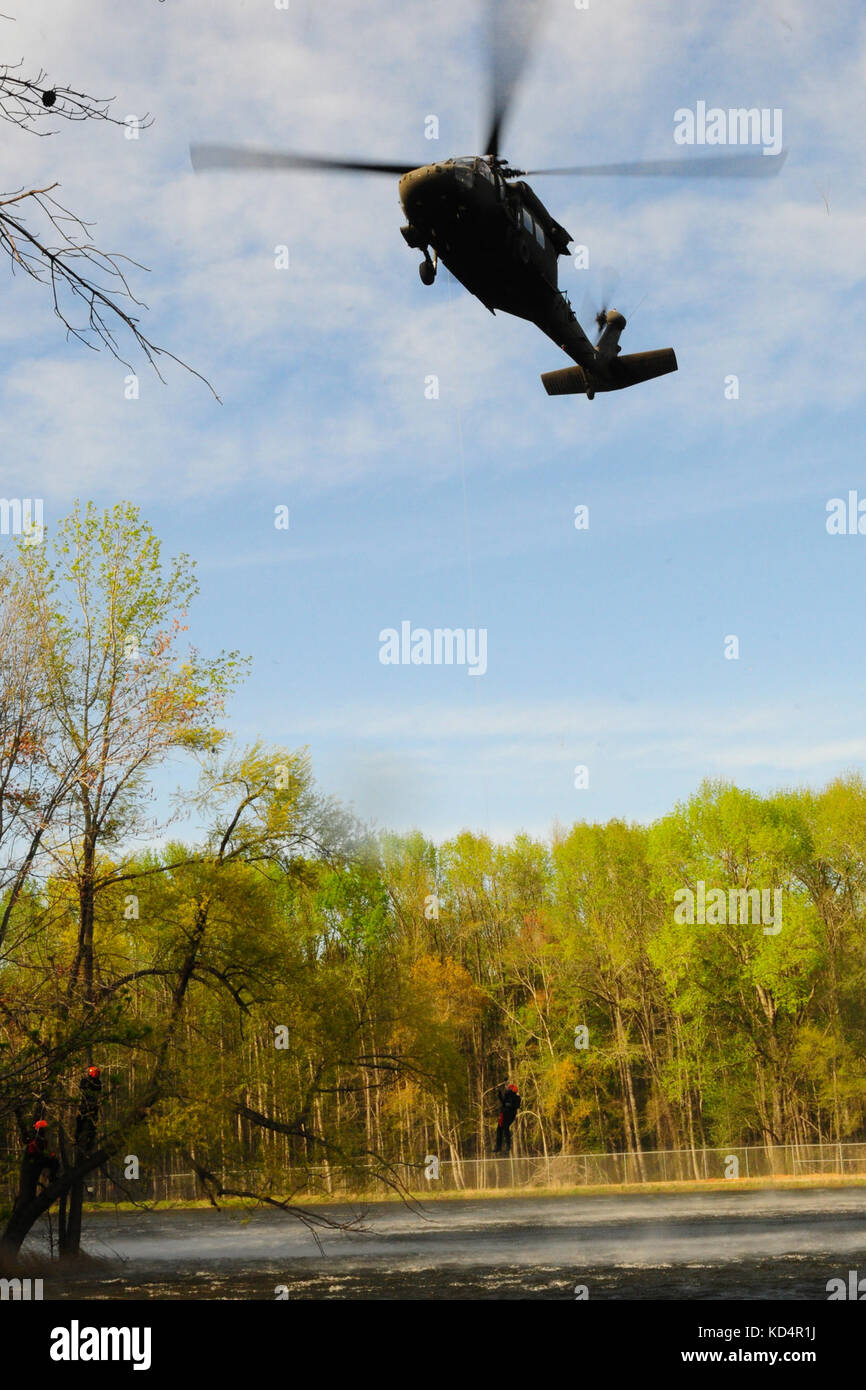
[
  {"left": 17, "top": 1120, "right": 60, "bottom": 1206},
  {"left": 56, "top": 1064, "right": 104, "bottom": 1257},
  {"left": 74, "top": 1065, "right": 102, "bottom": 1155},
  {"left": 494, "top": 1082, "right": 521, "bottom": 1154}
]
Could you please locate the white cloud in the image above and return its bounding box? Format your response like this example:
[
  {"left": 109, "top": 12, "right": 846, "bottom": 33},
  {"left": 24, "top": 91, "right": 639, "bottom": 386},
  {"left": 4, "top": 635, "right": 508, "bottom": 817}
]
[
  {"left": 1, "top": 0, "right": 863, "bottom": 502},
  {"left": 1, "top": 0, "right": 864, "bottom": 836}
]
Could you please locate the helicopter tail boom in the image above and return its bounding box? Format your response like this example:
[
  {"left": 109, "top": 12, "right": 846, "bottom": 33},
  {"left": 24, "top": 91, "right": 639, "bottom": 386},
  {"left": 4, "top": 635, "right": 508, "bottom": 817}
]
[{"left": 541, "top": 347, "right": 678, "bottom": 397}]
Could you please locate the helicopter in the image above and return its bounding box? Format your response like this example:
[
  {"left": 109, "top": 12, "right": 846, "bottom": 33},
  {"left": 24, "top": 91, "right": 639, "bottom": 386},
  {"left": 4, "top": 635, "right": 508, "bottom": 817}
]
[{"left": 190, "top": 1, "right": 786, "bottom": 401}]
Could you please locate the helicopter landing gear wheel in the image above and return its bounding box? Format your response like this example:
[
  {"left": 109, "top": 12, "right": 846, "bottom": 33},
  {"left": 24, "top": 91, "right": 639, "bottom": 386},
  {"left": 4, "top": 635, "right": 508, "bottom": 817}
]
[
  {"left": 586, "top": 389, "right": 595, "bottom": 401},
  {"left": 419, "top": 250, "right": 437, "bottom": 285}
]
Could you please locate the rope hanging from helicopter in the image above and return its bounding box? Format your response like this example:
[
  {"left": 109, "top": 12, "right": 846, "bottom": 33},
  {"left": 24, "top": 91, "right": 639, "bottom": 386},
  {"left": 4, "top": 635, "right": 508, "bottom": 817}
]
[{"left": 444, "top": 266, "right": 491, "bottom": 834}]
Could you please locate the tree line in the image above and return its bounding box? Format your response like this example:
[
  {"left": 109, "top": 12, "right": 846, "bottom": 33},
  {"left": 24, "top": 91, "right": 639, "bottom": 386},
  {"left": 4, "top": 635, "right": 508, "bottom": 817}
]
[{"left": 1, "top": 502, "right": 865, "bottom": 1258}]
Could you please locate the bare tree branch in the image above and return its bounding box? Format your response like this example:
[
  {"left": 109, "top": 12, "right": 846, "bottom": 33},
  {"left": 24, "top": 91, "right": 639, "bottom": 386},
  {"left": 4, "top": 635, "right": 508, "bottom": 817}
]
[
  {"left": 0, "top": 59, "right": 151, "bottom": 135},
  {"left": 0, "top": 185, "right": 219, "bottom": 397}
]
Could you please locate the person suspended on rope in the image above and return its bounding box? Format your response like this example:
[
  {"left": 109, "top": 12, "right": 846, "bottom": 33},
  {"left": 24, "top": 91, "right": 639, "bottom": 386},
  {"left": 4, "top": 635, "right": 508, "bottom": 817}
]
[
  {"left": 494, "top": 1081, "right": 521, "bottom": 1154},
  {"left": 20, "top": 1120, "right": 60, "bottom": 1203},
  {"left": 75, "top": 1064, "right": 102, "bottom": 1154}
]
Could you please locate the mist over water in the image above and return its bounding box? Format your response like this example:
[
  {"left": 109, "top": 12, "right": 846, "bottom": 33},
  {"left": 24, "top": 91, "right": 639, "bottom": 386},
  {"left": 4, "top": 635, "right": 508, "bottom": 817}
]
[{"left": 29, "top": 1188, "right": 866, "bottom": 1300}]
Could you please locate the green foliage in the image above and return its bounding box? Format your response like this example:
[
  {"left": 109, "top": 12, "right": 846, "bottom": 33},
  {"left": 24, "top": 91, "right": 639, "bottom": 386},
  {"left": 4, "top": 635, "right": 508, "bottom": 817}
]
[{"left": 4, "top": 503, "right": 866, "bottom": 1237}]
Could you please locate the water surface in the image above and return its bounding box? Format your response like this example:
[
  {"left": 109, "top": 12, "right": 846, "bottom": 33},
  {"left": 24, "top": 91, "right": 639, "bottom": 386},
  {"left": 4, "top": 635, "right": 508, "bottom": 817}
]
[{"left": 28, "top": 1188, "right": 866, "bottom": 1299}]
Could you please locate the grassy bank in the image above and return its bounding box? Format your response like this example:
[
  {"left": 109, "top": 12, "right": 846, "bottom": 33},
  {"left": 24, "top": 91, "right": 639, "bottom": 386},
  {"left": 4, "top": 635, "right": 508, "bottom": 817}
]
[{"left": 80, "top": 1171, "right": 866, "bottom": 1214}]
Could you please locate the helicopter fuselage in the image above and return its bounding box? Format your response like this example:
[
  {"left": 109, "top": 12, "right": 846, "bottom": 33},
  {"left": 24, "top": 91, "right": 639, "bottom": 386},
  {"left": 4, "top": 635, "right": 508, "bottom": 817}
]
[{"left": 399, "top": 156, "right": 598, "bottom": 370}]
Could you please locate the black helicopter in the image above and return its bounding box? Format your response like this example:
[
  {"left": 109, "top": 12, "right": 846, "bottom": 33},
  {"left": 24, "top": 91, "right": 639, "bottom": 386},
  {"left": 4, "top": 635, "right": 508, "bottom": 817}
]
[{"left": 190, "top": 1, "right": 785, "bottom": 400}]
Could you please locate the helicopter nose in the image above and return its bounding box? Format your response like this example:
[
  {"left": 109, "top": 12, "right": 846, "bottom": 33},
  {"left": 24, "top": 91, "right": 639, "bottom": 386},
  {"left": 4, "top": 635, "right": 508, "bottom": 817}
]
[{"left": 398, "top": 164, "right": 452, "bottom": 218}]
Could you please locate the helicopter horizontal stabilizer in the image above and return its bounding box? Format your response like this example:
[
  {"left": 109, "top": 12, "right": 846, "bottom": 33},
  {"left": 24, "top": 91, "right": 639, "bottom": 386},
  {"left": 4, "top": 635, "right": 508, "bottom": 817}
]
[{"left": 541, "top": 348, "right": 678, "bottom": 396}]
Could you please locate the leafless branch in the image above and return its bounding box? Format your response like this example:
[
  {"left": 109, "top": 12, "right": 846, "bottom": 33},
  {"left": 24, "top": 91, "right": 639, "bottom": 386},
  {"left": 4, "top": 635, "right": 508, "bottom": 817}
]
[
  {"left": 0, "top": 185, "right": 219, "bottom": 397},
  {"left": 0, "top": 59, "right": 151, "bottom": 134},
  {"left": 191, "top": 1162, "right": 370, "bottom": 1253}
]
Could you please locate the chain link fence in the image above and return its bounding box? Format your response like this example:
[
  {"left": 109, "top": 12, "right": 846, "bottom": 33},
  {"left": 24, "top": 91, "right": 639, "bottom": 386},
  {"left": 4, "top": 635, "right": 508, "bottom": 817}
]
[
  {"left": 5, "top": 1141, "right": 866, "bottom": 1203},
  {"left": 397, "top": 1142, "right": 866, "bottom": 1193}
]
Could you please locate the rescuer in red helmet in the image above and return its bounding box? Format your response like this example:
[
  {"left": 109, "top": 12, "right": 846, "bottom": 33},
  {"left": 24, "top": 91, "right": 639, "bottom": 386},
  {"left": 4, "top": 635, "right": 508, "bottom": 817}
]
[
  {"left": 20, "top": 1120, "right": 60, "bottom": 1203},
  {"left": 75, "top": 1064, "right": 103, "bottom": 1153},
  {"left": 494, "top": 1081, "right": 521, "bottom": 1154}
]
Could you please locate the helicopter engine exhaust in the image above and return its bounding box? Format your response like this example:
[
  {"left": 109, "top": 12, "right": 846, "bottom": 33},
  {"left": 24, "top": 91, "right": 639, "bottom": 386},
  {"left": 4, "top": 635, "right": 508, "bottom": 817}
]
[{"left": 541, "top": 347, "right": 678, "bottom": 398}]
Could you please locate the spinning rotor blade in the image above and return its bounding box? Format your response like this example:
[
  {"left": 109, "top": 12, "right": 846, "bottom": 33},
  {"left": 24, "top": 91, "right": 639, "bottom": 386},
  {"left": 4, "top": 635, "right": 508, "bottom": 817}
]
[
  {"left": 525, "top": 150, "right": 788, "bottom": 177},
  {"left": 484, "top": 0, "right": 547, "bottom": 160},
  {"left": 579, "top": 264, "right": 620, "bottom": 341},
  {"left": 190, "top": 145, "right": 416, "bottom": 176}
]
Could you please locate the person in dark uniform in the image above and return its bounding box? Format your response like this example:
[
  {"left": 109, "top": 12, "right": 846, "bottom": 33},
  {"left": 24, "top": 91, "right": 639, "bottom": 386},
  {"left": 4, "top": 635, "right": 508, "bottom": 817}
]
[
  {"left": 75, "top": 1065, "right": 102, "bottom": 1154},
  {"left": 20, "top": 1120, "right": 60, "bottom": 1203},
  {"left": 494, "top": 1082, "right": 521, "bottom": 1154}
]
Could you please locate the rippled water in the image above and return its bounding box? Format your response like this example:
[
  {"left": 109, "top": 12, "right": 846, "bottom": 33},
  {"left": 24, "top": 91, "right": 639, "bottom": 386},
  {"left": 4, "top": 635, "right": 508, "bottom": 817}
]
[{"left": 26, "top": 1188, "right": 866, "bottom": 1300}]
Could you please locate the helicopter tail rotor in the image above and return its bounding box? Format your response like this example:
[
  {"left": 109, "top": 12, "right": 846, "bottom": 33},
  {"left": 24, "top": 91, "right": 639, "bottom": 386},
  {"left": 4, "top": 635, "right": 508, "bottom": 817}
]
[{"left": 578, "top": 264, "right": 621, "bottom": 345}]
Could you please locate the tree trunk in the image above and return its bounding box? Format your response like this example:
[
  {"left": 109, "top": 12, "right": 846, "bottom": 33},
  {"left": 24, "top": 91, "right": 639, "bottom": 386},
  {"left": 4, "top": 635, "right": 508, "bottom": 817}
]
[{"left": 59, "top": 1178, "right": 84, "bottom": 1256}]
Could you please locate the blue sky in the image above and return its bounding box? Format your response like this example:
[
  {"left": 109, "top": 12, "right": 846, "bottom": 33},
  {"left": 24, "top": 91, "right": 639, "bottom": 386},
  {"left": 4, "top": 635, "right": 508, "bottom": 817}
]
[{"left": 1, "top": 0, "right": 865, "bottom": 840}]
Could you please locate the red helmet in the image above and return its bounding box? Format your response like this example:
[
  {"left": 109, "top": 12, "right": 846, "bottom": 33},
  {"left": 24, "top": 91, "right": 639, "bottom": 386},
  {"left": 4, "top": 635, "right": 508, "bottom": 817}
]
[
  {"left": 34, "top": 1119, "right": 48, "bottom": 1130},
  {"left": 88, "top": 1065, "right": 100, "bottom": 1078}
]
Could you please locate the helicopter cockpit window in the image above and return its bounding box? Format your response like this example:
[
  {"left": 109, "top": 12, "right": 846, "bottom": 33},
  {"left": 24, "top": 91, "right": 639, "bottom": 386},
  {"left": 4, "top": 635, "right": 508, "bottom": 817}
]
[
  {"left": 478, "top": 161, "right": 494, "bottom": 182},
  {"left": 534, "top": 221, "right": 545, "bottom": 247},
  {"left": 522, "top": 207, "right": 533, "bottom": 233},
  {"left": 453, "top": 158, "right": 475, "bottom": 188}
]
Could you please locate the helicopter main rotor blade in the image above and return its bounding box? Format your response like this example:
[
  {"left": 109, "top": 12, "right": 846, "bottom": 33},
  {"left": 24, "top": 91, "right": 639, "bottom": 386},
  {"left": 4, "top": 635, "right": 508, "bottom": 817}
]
[
  {"left": 524, "top": 150, "right": 788, "bottom": 177},
  {"left": 483, "top": 0, "right": 547, "bottom": 160},
  {"left": 190, "top": 144, "right": 416, "bottom": 176}
]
